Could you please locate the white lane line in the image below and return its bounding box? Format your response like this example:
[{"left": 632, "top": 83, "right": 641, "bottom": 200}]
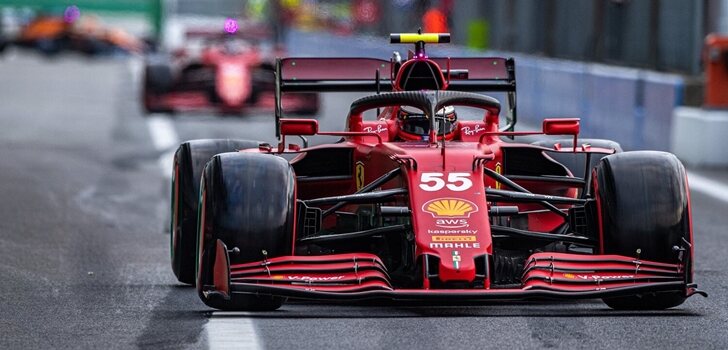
[
  {"left": 688, "top": 172, "right": 728, "bottom": 203},
  {"left": 206, "top": 312, "right": 262, "bottom": 350},
  {"left": 128, "top": 56, "right": 143, "bottom": 85},
  {"left": 146, "top": 114, "right": 263, "bottom": 349},
  {"left": 147, "top": 114, "right": 179, "bottom": 150},
  {"left": 146, "top": 114, "right": 179, "bottom": 178},
  {"left": 157, "top": 150, "right": 177, "bottom": 179}
]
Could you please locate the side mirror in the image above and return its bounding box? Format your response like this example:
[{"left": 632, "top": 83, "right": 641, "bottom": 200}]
[
  {"left": 280, "top": 118, "right": 318, "bottom": 136},
  {"left": 543, "top": 118, "right": 580, "bottom": 136}
]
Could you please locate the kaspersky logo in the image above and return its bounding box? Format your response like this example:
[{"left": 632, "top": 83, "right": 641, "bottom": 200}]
[{"left": 422, "top": 198, "right": 478, "bottom": 218}]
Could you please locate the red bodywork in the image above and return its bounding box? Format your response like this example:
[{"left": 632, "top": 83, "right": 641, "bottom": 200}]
[
  {"left": 143, "top": 31, "right": 318, "bottom": 115},
  {"left": 206, "top": 46, "right": 256, "bottom": 108},
  {"left": 197, "top": 46, "right": 702, "bottom": 305}
]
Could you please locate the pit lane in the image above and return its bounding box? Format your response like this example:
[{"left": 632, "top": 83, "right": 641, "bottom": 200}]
[{"left": 0, "top": 48, "right": 726, "bottom": 349}]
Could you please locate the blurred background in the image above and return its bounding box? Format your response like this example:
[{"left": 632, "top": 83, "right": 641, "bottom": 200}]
[
  {"left": 2, "top": 2, "right": 728, "bottom": 348},
  {"left": 2, "top": 0, "right": 728, "bottom": 158}
]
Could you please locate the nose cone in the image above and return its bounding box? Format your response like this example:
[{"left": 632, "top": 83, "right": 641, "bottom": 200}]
[
  {"left": 411, "top": 175, "right": 491, "bottom": 284},
  {"left": 217, "top": 63, "right": 250, "bottom": 106},
  {"left": 437, "top": 246, "right": 478, "bottom": 283}
]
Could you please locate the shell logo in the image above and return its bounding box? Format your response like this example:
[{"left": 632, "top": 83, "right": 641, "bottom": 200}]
[
  {"left": 563, "top": 273, "right": 576, "bottom": 279},
  {"left": 422, "top": 198, "right": 478, "bottom": 218}
]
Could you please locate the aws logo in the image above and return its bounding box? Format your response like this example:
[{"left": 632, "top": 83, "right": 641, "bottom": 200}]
[
  {"left": 435, "top": 218, "right": 468, "bottom": 228},
  {"left": 422, "top": 198, "right": 478, "bottom": 218}
]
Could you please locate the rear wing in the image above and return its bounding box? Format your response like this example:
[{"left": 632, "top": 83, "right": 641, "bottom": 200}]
[
  {"left": 185, "top": 26, "right": 271, "bottom": 41},
  {"left": 274, "top": 57, "right": 517, "bottom": 137},
  {"left": 276, "top": 57, "right": 393, "bottom": 93},
  {"left": 430, "top": 57, "right": 515, "bottom": 93}
]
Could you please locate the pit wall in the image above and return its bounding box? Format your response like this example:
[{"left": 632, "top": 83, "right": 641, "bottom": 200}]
[{"left": 289, "top": 30, "right": 686, "bottom": 152}]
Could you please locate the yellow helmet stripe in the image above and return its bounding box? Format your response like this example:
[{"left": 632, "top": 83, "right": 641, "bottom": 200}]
[{"left": 390, "top": 33, "right": 450, "bottom": 44}]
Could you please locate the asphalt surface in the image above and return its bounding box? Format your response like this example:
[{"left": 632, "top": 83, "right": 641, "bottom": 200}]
[{"left": 1, "top": 49, "right": 728, "bottom": 350}]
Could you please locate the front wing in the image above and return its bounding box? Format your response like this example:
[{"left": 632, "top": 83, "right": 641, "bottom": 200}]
[
  {"left": 203, "top": 240, "right": 706, "bottom": 303},
  {"left": 144, "top": 90, "right": 316, "bottom": 114}
]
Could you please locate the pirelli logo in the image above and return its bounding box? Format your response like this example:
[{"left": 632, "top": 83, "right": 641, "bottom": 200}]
[{"left": 432, "top": 236, "right": 476, "bottom": 242}]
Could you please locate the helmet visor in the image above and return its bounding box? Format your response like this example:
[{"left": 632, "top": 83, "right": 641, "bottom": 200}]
[{"left": 399, "top": 106, "right": 457, "bottom": 136}]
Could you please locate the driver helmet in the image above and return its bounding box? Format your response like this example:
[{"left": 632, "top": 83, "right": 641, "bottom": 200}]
[
  {"left": 222, "top": 38, "right": 248, "bottom": 55},
  {"left": 397, "top": 105, "right": 457, "bottom": 141}
]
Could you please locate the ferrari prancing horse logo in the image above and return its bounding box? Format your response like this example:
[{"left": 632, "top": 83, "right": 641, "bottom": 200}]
[
  {"left": 355, "top": 162, "right": 365, "bottom": 190},
  {"left": 494, "top": 162, "right": 502, "bottom": 189}
]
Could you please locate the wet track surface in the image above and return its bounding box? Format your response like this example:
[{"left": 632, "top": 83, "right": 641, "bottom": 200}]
[{"left": 1, "top": 51, "right": 728, "bottom": 349}]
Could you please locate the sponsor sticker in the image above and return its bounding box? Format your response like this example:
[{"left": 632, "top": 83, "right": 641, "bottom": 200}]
[
  {"left": 435, "top": 218, "right": 469, "bottom": 228},
  {"left": 577, "top": 274, "right": 634, "bottom": 281},
  {"left": 423, "top": 198, "right": 480, "bottom": 234},
  {"left": 422, "top": 198, "right": 478, "bottom": 218},
  {"left": 429, "top": 242, "right": 481, "bottom": 249},
  {"left": 432, "top": 235, "right": 476, "bottom": 242},
  {"left": 363, "top": 124, "right": 388, "bottom": 134},
  {"left": 562, "top": 273, "right": 634, "bottom": 281},
  {"left": 427, "top": 229, "right": 478, "bottom": 235},
  {"left": 274, "top": 275, "right": 346, "bottom": 281},
  {"left": 461, "top": 124, "right": 486, "bottom": 136}
]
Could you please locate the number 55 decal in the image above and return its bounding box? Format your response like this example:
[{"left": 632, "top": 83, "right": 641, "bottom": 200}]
[{"left": 419, "top": 173, "right": 473, "bottom": 192}]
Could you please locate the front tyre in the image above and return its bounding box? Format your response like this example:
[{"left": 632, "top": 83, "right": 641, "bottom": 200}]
[
  {"left": 170, "top": 139, "right": 261, "bottom": 284},
  {"left": 197, "top": 152, "right": 296, "bottom": 311},
  {"left": 592, "top": 151, "right": 691, "bottom": 310},
  {"left": 142, "top": 58, "right": 174, "bottom": 114}
]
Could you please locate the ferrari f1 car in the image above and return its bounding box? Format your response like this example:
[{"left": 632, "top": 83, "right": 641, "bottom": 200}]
[
  {"left": 169, "top": 33, "right": 705, "bottom": 311},
  {"left": 143, "top": 28, "right": 319, "bottom": 115}
]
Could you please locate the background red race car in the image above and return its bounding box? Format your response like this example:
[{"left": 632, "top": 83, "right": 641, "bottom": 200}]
[
  {"left": 168, "top": 33, "right": 706, "bottom": 311},
  {"left": 142, "top": 26, "right": 319, "bottom": 116}
]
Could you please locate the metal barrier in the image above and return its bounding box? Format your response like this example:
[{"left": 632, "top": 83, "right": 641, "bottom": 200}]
[{"left": 288, "top": 30, "right": 686, "bottom": 151}]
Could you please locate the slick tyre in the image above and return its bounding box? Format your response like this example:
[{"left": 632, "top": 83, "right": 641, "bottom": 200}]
[
  {"left": 170, "top": 139, "right": 261, "bottom": 285},
  {"left": 592, "top": 151, "right": 691, "bottom": 310},
  {"left": 197, "top": 153, "right": 295, "bottom": 311},
  {"left": 143, "top": 61, "right": 174, "bottom": 114},
  {"left": 36, "top": 37, "right": 66, "bottom": 56},
  {"left": 144, "top": 62, "right": 173, "bottom": 94}
]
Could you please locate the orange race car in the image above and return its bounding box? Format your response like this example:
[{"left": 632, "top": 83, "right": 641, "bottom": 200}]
[{"left": 14, "top": 14, "right": 144, "bottom": 56}]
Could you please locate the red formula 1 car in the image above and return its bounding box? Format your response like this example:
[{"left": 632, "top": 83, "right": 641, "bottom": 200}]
[
  {"left": 142, "top": 28, "right": 319, "bottom": 115},
  {"left": 169, "top": 33, "right": 705, "bottom": 311}
]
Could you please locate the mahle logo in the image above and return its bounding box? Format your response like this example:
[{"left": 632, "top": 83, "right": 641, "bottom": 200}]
[{"left": 422, "top": 198, "right": 478, "bottom": 218}]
